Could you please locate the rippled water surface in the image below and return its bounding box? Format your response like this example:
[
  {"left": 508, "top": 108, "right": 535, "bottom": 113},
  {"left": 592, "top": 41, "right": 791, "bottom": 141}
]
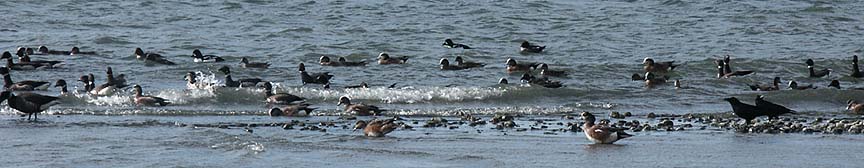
[{"left": 2, "top": 0, "right": 864, "bottom": 167}]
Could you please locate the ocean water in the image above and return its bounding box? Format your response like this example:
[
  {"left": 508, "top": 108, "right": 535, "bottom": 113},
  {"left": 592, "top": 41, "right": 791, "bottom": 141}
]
[{"left": 2, "top": 0, "right": 864, "bottom": 167}]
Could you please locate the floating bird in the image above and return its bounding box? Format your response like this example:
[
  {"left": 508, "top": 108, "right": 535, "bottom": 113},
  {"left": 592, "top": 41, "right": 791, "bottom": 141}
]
[
  {"left": 77, "top": 75, "right": 94, "bottom": 92},
  {"left": 132, "top": 85, "right": 170, "bottom": 106},
  {"left": 537, "top": 63, "right": 567, "bottom": 77},
  {"left": 224, "top": 75, "right": 265, "bottom": 88},
  {"left": 520, "top": 41, "right": 546, "bottom": 53},
  {"left": 805, "top": 59, "right": 831, "bottom": 78},
  {"left": 498, "top": 78, "right": 509, "bottom": 84},
  {"left": 788, "top": 81, "right": 816, "bottom": 90},
  {"left": 580, "top": 112, "right": 632, "bottom": 144},
  {"left": 54, "top": 79, "right": 69, "bottom": 95},
  {"left": 642, "top": 57, "right": 677, "bottom": 73},
  {"left": 439, "top": 58, "right": 469, "bottom": 70},
  {"left": 263, "top": 82, "right": 305, "bottom": 105},
  {"left": 828, "top": 80, "right": 840, "bottom": 89},
  {"left": 754, "top": 95, "right": 795, "bottom": 120},
  {"left": 88, "top": 73, "right": 117, "bottom": 96},
  {"left": 377, "top": 52, "right": 408, "bottom": 64},
  {"left": 716, "top": 59, "right": 753, "bottom": 78},
  {"left": 319, "top": 56, "right": 366, "bottom": 66},
  {"left": 344, "top": 82, "right": 369, "bottom": 89},
  {"left": 269, "top": 103, "right": 315, "bottom": 117},
  {"left": 644, "top": 72, "right": 668, "bottom": 88},
  {"left": 337, "top": 96, "right": 385, "bottom": 116},
  {"left": 442, "top": 39, "right": 471, "bottom": 49},
  {"left": 191, "top": 49, "right": 225, "bottom": 63},
  {"left": 0, "top": 91, "right": 60, "bottom": 120},
  {"left": 354, "top": 119, "right": 399, "bottom": 137},
  {"left": 723, "top": 97, "right": 766, "bottom": 125},
  {"left": 240, "top": 57, "right": 269, "bottom": 68},
  {"left": 748, "top": 77, "right": 781, "bottom": 91},
  {"left": 298, "top": 63, "right": 333, "bottom": 85},
  {"left": 134, "top": 48, "right": 176, "bottom": 65},
  {"left": 2, "top": 52, "right": 51, "bottom": 70},
  {"left": 69, "top": 47, "right": 96, "bottom": 56},
  {"left": 520, "top": 73, "right": 563, "bottom": 88},
  {"left": 454, "top": 56, "right": 484, "bottom": 68},
  {"left": 505, "top": 58, "right": 538, "bottom": 73},
  {"left": 852, "top": 55, "right": 863, "bottom": 78},
  {"left": 847, "top": 100, "right": 864, "bottom": 114},
  {"left": 1, "top": 70, "right": 50, "bottom": 91},
  {"left": 185, "top": 72, "right": 214, "bottom": 89}
]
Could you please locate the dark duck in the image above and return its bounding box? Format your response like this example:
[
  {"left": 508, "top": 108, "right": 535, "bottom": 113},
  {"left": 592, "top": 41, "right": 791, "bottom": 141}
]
[
  {"left": 134, "top": 48, "right": 176, "bottom": 65},
  {"left": 218, "top": 66, "right": 266, "bottom": 88},
  {"left": 642, "top": 57, "right": 677, "bottom": 73},
  {"left": 520, "top": 73, "right": 563, "bottom": 88},
  {"left": 442, "top": 39, "right": 471, "bottom": 49},
  {"left": 851, "top": 55, "right": 862, "bottom": 78},
  {"left": 240, "top": 57, "right": 270, "bottom": 68},
  {"left": 537, "top": 63, "right": 567, "bottom": 77},
  {"left": 805, "top": 59, "right": 830, "bottom": 78},
  {"left": 191, "top": 49, "right": 225, "bottom": 63},
  {"left": 505, "top": 58, "right": 538, "bottom": 73},
  {"left": 747, "top": 77, "right": 781, "bottom": 91},
  {"left": 262, "top": 82, "right": 305, "bottom": 105},
  {"left": 716, "top": 57, "right": 753, "bottom": 78},
  {"left": 1, "top": 68, "right": 50, "bottom": 91},
  {"left": 319, "top": 56, "right": 366, "bottom": 66},
  {"left": 2, "top": 51, "right": 52, "bottom": 70},
  {"left": 0, "top": 91, "right": 60, "bottom": 120},
  {"left": 298, "top": 63, "right": 333, "bottom": 85},
  {"left": 454, "top": 56, "right": 484, "bottom": 68},
  {"left": 132, "top": 85, "right": 171, "bottom": 106},
  {"left": 520, "top": 41, "right": 546, "bottom": 53},
  {"left": 377, "top": 52, "right": 408, "bottom": 64}
]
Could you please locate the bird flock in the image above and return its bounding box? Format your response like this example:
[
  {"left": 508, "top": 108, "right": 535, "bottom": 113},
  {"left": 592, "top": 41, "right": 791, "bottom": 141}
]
[{"left": 0, "top": 39, "right": 861, "bottom": 144}]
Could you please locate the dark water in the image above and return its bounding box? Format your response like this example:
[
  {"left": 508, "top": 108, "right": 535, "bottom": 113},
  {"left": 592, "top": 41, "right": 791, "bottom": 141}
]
[{"left": 2, "top": 0, "right": 864, "bottom": 167}]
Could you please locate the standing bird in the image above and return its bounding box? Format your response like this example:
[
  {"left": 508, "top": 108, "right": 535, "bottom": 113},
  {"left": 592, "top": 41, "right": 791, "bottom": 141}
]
[
  {"left": 191, "top": 49, "right": 225, "bottom": 63},
  {"left": 723, "top": 97, "right": 766, "bottom": 125},
  {"left": 806, "top": 59, "right": 831, "bottom": 78},
  {"left": 851, "top": 55, "right": 863, "bottom": 78},
  {"left": 240, "top": 57, "right": 270, "bottom": 68},
  {"left": 0, "top": 91, "right": 61, "bottom": 121},
  {"left": 377, "top": 52, "right": 408, "bottom": 64},
  {"left": 520, "top": 41, "right": 546, "bottom": 53},
  {"left": 337, "top": 96, "right": 385, "bottom": 116},
  {"left": 754, "top": 95, "right": 795, "bottom": 120},
  {"left": 642, "top": 57, "right": 677, "bottom": 73},
  {"left": 354, "top": 119, "right": 399, "bottom": 137},
  {"left": 580, "top": 112, "right": 632, "bottom": 144},
  {"left": 132, "top": 85, "right": 171, "bottom": 106},
  {"left": 442, "top": 39, "right": 471, "bottom": 49}
]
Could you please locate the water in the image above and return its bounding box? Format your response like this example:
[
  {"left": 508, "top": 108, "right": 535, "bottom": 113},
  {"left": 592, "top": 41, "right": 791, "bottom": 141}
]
[{"left": 2, "top": 0, "right": 864, "bottom": 167}]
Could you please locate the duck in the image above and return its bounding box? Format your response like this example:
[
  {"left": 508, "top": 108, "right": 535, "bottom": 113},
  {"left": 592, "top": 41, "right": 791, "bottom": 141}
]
[
  {"left": 644, "top": 72, "right": 668, "bottom": 88},
  {"left": 537, "top": 63, "right": 567, "bottom": 77},
  {"left": 54, "top": 79, "right": 69, "bottom": 95},
  {"left": 77, "top": 75, "right": 94, "bottom": 92},
  {"left": 788, "top": 81, "right": 816, "bottom": 90},
  {"left": 262, "top": 82, "right": 305, "bottom": 104},
  {"left": 442, "top": 39, "right": 471, "bottom": 49},
  {"left": 225, "top": 75, "right": 266, "bottom": 88},
  {"left": 498, "top": 78, "right": 509, "bottom": 84},
  {"left": 377, "top": 52, "right": 408, "bottom": 64},
  {"left": 852, "top": 55, "right": 863, "bottom": 78},
  {"left": 134, "top": 48, "right": 175, "bottom": 65},
  {"left": 132, "top": 85, "right": 170, "bottom": 106},
  {"left": 439, "top": 58, "right": 469, "bottom": 70},
  {"left": 580, "top": 112, "right": 632, "bottom": 144},
  {"left": 0, "top": 91, "right": 61, "bottom": 120},
  {"left": 505, "top": 58, "right": 537, "bottom": 73},
  {"left": 105, "top": 67, "right": 128, "bottom": 88},
  {"left": 642, "top": 57, "right": 677, "bottom": 73},
  {"left": 134, "top": 48, "right": 151, "bottom": 59},
  {"left": 337, "top": 96, "right": 385, "bottom": 116},
  {"left": 454, "top": 56, "right": 485, "bottom": 68},
  {"left": 520, "top": 41, "right": 546, "bottom": 53},
  {"left": 723, "top": 97, "right": 766, "bottom": 125},
  {"left": 19, "top": 47, "right": 38, "bottom": 55},
  {"left": 337, "top": 57, "right": 367, "bottom": 66},
  {"left": 191, "top": 49, "right": 225, "bottom": 63},
  {"left": 354, "top": 119, "right": 399, "bottom": 137},
  {"left": 298, "top": 63, "right": 333, "bottom": 85},
  {"left": 88, "top": 73, "right": 117, "bottom": 96},
  {"left": 1, "top": 70, "right": 50, "bottom": 91},
  {"left": 69, "top": 47, "right": 96, "bottom": 56},
  {"left": 847, "top": 100, "right": 864, "bottom": 114},
  {"left": 19, "top": 54, "right": 63, "bottom": 68},
  {"left": 674, "top": 80, "right": 684, "bottom": 89},
  {"left": 2, "top": 52, "right": 49, "bottom": 70},
  {"left": 754, "top": 95, "right": 795, "bottom": 120},
  {"left": 747, "top": 77, "right": 781, "bottom": 91},
  {"left": 185, "top": 72, "right": 214, "bottom": 90},
  {"left": 828, "top": 80, "right": 840, "bottom": 89},
  {"left": 240, "top": 57, "right": 269, "bottom": 68},
  {"left": 15, "top": 48, "right": 31, "bottom": 62},
  {"left": 716, "top": 59, "right": 753, "bottom": 78},
  {"left": 344, "top": 82, "right": 370, "bottom": 89},
  {"left": 36, "top": 46, "right": 74, "bottom": 55},
  {"left": 805, "top": 59, "right": 831, "bottom": 78},
  {"left": 520, "top": 73, "right": 563, "bottom": 88},
  {"left": 319, "top": 56, "right": 367, "bottom": 66},
  {"left": 269, "top": 103, "right": 316, "bottom": 117}
]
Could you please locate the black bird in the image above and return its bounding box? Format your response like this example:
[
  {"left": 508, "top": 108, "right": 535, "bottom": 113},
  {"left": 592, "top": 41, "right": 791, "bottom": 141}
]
[
  {"left": 1, "top": 70, "right": 50, "bottom": 91},
  {"left": 69, "top": 47, "right": 97, "bottom": 56},
  {"left": 298, "top": 63, "right": 333, "bottom": 85},
  {"left": 225, "top": 75, "right": 265, "bottom": 88},
  {"left": 716, "top": 59, "right": 753, "bottom": 78},
  {"left": 851, "top": 55, "right": 863, "bottom": 78},
  {"left": 132, "top": 85, "right": 171, "bottom": 106},
  {"left": 788, "top": 81, "right": 816, "bottom": 90},
  {"left": 520, "top": 73, "right": 563, "bottom": 88},
  {"left": 145, "top": 53, "right": 176, "bottom": 65},
  {"left": 240, "top": 57, "right": 269, "bottom": 68},
  {"left": 747, "top": 77, "right": 781, "bottom": 91},
  {"left": 642, "top": 57, "right": 677, "bottom": 73},
  {"left": 520, "top": 41, "right": 546, "bottom": 53},
  {"left": 319, "top": 56, "right": 367, "bottom": 66},
  {"left": 537, "top": 63, "right": 567, "bottom": 77},
  {"left": 442, "top": 39, "right": 471, "bottom": 49},
  {"left": 829, "top": 80, "right": 841, "bottom": 89},
  {"left": 754, "top": 95, "right": 795, "bottom": 120},
  {"left": 54, "top": 79, "right": 68, "bottom": 95},
  {"left": 805, "top": 59, "right": 830, "bottom": 78},
  {"left": 0, "top": 91, "right": 60, "bottom": 120},
  {"left": 439, "top": 58, "right": 469, "bottom": 70},
  {"left": 454, "top": 56, "right": 485, "bottom": 68},
  {"left": 191, "top": 49, "right": 225, "bottom": 63},
  {"left": 723, "top": 97, "right": 766, "bottom": 125},
  {"left": 644, "top": 72, "right": 668, "bottom": 88},
  {"left": 2, "top": 52, "right": 50, "bottom": 70}
]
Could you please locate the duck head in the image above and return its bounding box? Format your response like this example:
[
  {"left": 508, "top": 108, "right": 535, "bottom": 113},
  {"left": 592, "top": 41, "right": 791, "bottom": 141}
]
[
  {"left": 674, "top": 79, "right": 681, "bottom": 88},
  {"left": 848, "top": 100, "right": 860, "bottom": 110},
  {"left": 262, "top": 82, "right": 273, "bottom": 91},
  {"left": 192, "top": 49, "right": 203, "bottom": 57},
  {"left": 218, "top": 66, "right": 231, "bottom": 75},
  {"left": 1, "top": 51, "right": 11, "bottom": 59},
  {"left": 439, "top": 58, "right": 450, "bottom": 67},
  {"left": 829, "top": 80, "right": 840, "bottom": 89},
  {"left": 642, "top": 57, "right": 655, "bottom": 65},
  {"left": 134, "top": 48, "right": 145, "bottom": 57},
  {"left": 498, "top": 78, "right": 508, "bottom": 84},
  {"left": 520, "top": 73, "right": 534, "bottom": 82},
  {"left": 78, "top": 75, "right": 90, "bottom": 83},
  {"left": 337, "top": 96, "right": 351, "bottom": 106},
  {"left": 70, "top": 47, "right": 80, "bottom": 55},
  {"left": 455, "top": 56, "right": 465, "bottom": 64},
  {"left": 319, "top": 56, "right": 331, "bottom": 64},
  {"left": 443, "top": 39, "right": 454, "bottom": 46},
  {"left": 15, "top": 47, "right": 25, "bottom": 56},
  {"left": 723, "top": 55, "right": 731, "bottom": 64},
  {"left": 787, "top": 81, "right": 798, "bottom": 88},
  {"left": 132, "top": 85, "right": 143, "bottom": 96},
  {"left": 580, "top": 112, "right": 596, "bottom": 125},
  {"left": 805, "top": 59, "right": 815, "bottom": 67},
  {"left": 106, "top": 67, "right": 114, "bottom": 75},
  {"left": 521, "top": 41, "right": 531, "bottom": 48},
  {"left": 353, "top": 120, "right": 368, "bottom": 132},
  {"left": 184, "top": 72, "right": 196, "bottom": 82},
  {"left": 854, "top": 55, "right": 860, "bottom": 64},
  {"left": 298, "top": 63, "right": 306, "bottom": 72},
  {"left": 505, "top": 58, "right": 517, "bottom": 66},
  {"left": 54, "top": 79, "right": 67, "bottom": 88},
  {"left": 38, "top": 46, "right": 49, "bottom": 54},
  {"left": 240, "top": 57, "right": 250, "bottom": 64},
  {"left": 773, "top": 77, "right": 781, "bottom": 85},
  {"left": 378, "top": 52, "right": 390, "bottom": 60},
  {"left": 644, "top": 72, "right": 656, "bottom": 80},
  {"left": 538, "top": 63, "right": 549, "bottom": 70},
  {"left": 631, "top": 73, "right": 643, "bottom": 81},
  {"left": 338, "top": 57, "right": 347, "bottom": 62}
]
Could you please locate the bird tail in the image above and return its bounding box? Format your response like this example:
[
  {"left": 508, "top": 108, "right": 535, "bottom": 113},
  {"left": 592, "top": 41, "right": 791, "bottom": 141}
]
[{"left": 617, "top": 131, "right": 633, "bottom": 139}]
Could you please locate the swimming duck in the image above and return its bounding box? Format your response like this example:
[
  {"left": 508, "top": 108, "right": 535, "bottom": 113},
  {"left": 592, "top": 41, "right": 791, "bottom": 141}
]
[
  {"left": 77, "top": 75, "right": 94, "bottom": 92},
  {"left": 805, "top": 59, "right": 830, "bottom": 78},
  {"left": 642, "top": 57, "right": 677, "bottom": 73},
  {"left": 439, "top": 58, "right": 469, "bottom": 70},
  {"left": 36, "top": 46, "right": 75, "bottom": 55},
  {"left": 15, "top": 48, "right": 31, "bottom": 62},
  {"left": 505, "top": 58, "right": 537, "bottom": 73},
  {"left": 240, "top": 57, "right": 269, "bottom": 68},
  {"left": 520, "top": 73, "right": 563, "bottom": 88},
  {"left": 298, "top": 63, "right": 333, "bottom": 85},
  {"left": 132, "top": 85, "right": 170, "bottom": 106},
  {"left": 54, "top": 79, "right": 69, "bottom": 95},
  {"left": 442, "top": 39, "right": 471, "bottom": 49},
  {"left": 345, "top": 82, "right": 370, "bottom": 89},
  {"left": 19, "top": 55, "right": 63, "bottom": 68},
  {"left": 454, "top": 56, "right": 484, "bottom": 68},
  {"left": 498, "top": 78, "right": 509, "bottom": 84},
  {"left": 673, "top": 80, "right": 684, "bottom": 89},
  {"left": 354, "top": 119, "right": 399, "bottom": 137},
  {"left": 1, "top": 71, "right": 50, "bottom": 91},
  {"left": 754, "top": 95, "right": 795, "bottom": 120},
  {"left": 644, "top": 72, "right": 668, "bottom": 88},
  {"left": 18, "top": 47, "right": 37, "bottom": 55},
  {"left": 787, "top": 81, "right": 816, "bottom": 90},
  {"left": 88, "top": 73, "right": 117, "bottom": 96},
  {"left": 377, "top": 52, "right": 408, "bottom": 64},
  {"left": 0, "top": 91, "right": 61, "bottom": 120},
  {"left": 847, "top": 100, "right": 864, "bottom": 114},
  {"left": 747, "top": 77, "right": 781, "bottom": 91},
  {"left": 723, "top": 97, "right": 766, "bottom": 125},
  {"left": 537, "top": 63, "right": 567, "bottom": 77},
  {"left": 828, "top": 80, "right": 840, "bottom": 89},
  {"left": 134, "top": 48, "right": 175, "bottom": 65},
  {"left": 2, "top": 52, "right": 49, "bottom": 70},
  {"left": 337, "top": 96, "right": 385, "bottom": 116},
  {"left": 337, "top": 57, "right": 367, "bottom": 66},
  {"left": 520, "top": 41, "right": 546, "bottom": 53},
  {"left": 105, "top": 67, "right": 127, "bottom": 88},
  {"left": 263, "top": 82, "right": 305, "bottom": 104},
  {"left": 191, "top": 49, "right": 225, "bottom": 63},
  {"left": 319, "top": 56, "right": 367, "bottom": 66},
  {"left": 224, "top": 75, "right": 266, "bottom": 88},
  {"left": 580, "top": 112, "right": 632, "bottom": 144},
  {"left": 269, "top": 103, "right": 316, "bottom": 117},
  {"left": 134, "top": 48, "right": 150, "bottom": 59},
  {"left": 852, "top": 55, "right": 863, "bottom": 78},
  {"left": 70, "top": 47, "right": 96, "bottom": 56},
  {"left": 716, "top": 59, "right": 753, "bottom": 78}
]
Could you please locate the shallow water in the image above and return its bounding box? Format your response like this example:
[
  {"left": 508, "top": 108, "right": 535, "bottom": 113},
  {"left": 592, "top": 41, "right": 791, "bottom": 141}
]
[{"left": 2, "top": 0, "right": 864, "bottom": 167}]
